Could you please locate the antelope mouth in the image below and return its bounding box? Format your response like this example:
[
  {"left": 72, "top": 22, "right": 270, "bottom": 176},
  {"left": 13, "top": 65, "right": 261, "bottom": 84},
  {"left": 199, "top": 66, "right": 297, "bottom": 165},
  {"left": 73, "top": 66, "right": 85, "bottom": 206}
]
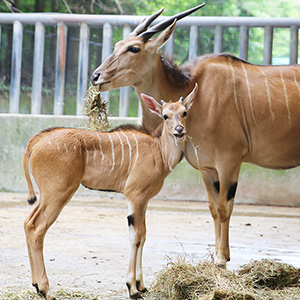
[
  {"left": 97, "top": 81, "right": 111, "bottom": 91},
  {"left": 174, "top": 133, "right": 185, "bottom": 141}
]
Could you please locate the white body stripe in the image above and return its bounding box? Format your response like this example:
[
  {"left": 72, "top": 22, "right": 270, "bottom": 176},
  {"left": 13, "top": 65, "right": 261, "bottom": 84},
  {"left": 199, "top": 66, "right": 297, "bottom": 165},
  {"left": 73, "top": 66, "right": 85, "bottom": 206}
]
[
  {"left": 293, "top": 71, "right": 300, "bottom": 104},
  {"left": 108, "top": 134, "right": 115, "bottom": 173},
  {"left": 96, "top": 133, "right": 104, "bottom": 160},
  {"left": 280, "top": 70, "right": 292, "bottom": 127},
  {"left": 242, "top": 63, "right": 258, "bottom": 127},
  {"left": 64, "top": 143, "right": 68, "bottom": 153},
  {"left": 260, "top": 68, "right": 275, "bottom": 126},
  {"left": 83, "top": 138, "right": 88, "bottom": 164},
  {"left": 115, "top": 131, "right": 124, "bottom": 167},
  {"left": 120, "top": 130, "right": 132, "bottom": 173},
  {"left": 93, "top": 144, "right": 97, "bottom": 165},
  {"left": 228, "top": 58, "right": 239, "bottom": 113},
  {"left": 129, "top": 132, "right": 139, "bottom": 167}
]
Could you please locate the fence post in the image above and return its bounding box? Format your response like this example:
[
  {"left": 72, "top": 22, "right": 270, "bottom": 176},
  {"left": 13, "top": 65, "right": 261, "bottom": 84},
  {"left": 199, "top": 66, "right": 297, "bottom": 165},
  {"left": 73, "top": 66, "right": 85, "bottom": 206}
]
[
  {"left": 290, "top": 25, "right": 298, "bottom": 64},
  {"left": 31, "top": 22, "right": 45, "bottom": 114},
  {"left": 189, "top": 25, "right": 199, "bottom": 62},
  {"left": 239, "top": 26, "right": 249, "bottom": 61},
  {"left": 101, "top": 22, "right": 112, "bottom": 110},
  {"left": 9, "top": 21, "right": 23, "bottom": 114},
  {"left": 263, "top": 25, "right": 273, "bottom": 65},
  {"left": 54, "top": 22, "right": 67, "bottom": 115},
  {"left": 214, "top": 25, "right": 223, "bottom": 53},
  {"left": 76, "top": 23, "right": 90, "bottom": 115},
  {"left": 119, "top": 24, "right": 131, "bottom": 117}
]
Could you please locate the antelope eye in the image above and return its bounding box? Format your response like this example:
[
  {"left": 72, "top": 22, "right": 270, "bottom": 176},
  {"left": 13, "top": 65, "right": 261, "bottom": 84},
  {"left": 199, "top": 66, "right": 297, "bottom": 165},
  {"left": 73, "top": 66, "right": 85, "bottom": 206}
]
[
  {"left": 127, "top": 46, "right": 140, "bottom": 53},
  {"left": 163, "top": 114, "right": 169, "bottom": 120},
  {"left": 183, "top": 111, "right": 187, "bottom": 117}
]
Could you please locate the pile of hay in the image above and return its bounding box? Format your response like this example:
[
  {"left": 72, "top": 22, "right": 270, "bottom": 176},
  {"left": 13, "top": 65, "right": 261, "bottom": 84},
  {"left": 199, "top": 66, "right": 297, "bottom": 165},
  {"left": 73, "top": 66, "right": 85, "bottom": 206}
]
[
  {"left": 149, "top": 257, "right": 300, "bottom": 300},
  {"left": 84, "top": 85, "right": 111, "bottom": 131}
]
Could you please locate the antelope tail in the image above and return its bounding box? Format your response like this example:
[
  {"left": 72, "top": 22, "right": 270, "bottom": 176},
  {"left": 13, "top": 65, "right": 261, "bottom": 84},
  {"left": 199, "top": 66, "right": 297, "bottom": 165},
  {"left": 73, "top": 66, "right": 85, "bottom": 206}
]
[{"left": 22, "top": 146, "right": 37, "bottom": 205}]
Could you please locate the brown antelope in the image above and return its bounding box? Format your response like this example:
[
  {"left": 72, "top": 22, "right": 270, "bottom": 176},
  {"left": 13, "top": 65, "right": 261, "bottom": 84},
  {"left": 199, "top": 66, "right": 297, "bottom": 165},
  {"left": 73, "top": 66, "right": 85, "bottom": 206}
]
[
  {"left": 23, "top": 84, "right": 198, "bottom": 300},
  {"left": 91, "top": 5, "right": 300, "bottom": 268}
]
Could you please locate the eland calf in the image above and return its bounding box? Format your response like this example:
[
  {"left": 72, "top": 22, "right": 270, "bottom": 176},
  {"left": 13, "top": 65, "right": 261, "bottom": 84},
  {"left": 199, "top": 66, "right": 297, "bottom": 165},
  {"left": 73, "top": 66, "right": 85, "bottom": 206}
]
[{"left": 23, "top": 84, "right": 198, "bottom": 300}]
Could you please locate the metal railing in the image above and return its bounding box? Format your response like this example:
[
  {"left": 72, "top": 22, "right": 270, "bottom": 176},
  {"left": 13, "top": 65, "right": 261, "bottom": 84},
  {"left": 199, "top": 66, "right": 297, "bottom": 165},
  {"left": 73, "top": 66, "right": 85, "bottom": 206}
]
[{"left": 0, "top": 13, "right": 299, "bottom": 116}]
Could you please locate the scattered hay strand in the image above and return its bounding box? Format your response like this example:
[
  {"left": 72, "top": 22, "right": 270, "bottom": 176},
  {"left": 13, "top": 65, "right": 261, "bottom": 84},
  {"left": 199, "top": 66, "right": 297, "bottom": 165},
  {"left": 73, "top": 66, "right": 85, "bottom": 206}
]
[
  {"left": 148, "top": 256, "right": 300, "bottom": 300},
  {"left": 0, "top": 288, "right": 103, "bottom": 300},
  {"left": 84, "top": 85, "right": 111, "bottom": 131}
]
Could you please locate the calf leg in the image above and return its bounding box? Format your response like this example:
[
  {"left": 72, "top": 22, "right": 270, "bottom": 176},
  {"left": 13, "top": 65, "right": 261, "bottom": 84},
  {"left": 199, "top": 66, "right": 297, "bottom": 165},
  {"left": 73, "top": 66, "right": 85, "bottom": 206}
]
[
  {"left": 126, "top": 199, "right": 148, "bottom": 299},
  {"left": 24, "top": 187, "right": 78, "bottom": 300},
  {"left": 136, "top": 236, "right": 147, "bottom": 293}
]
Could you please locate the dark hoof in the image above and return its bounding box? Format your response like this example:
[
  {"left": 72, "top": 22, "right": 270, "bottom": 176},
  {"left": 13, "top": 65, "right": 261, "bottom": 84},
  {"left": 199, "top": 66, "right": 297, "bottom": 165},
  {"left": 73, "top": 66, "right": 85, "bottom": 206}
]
[
  {"left": 136, "top": 281, "right": 148, "bottom": 294},
  {"left": 32, "top": 283, "right": 56, "bottom": 300},
  {"left": 28, "top": 196, "right": 37, "bottom": 205},
  {"left": 32, "top": 283, "right": 39, "bottom": 293},
  {"left": 130, "top": 293, "right": 143, "bottom": 299}
]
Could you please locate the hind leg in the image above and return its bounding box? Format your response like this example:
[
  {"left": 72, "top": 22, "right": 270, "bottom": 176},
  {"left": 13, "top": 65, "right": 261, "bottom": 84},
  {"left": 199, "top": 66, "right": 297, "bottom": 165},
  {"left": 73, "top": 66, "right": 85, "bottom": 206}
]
[{"left": 24, "top": 187, "right": 78, "bottom": 299}]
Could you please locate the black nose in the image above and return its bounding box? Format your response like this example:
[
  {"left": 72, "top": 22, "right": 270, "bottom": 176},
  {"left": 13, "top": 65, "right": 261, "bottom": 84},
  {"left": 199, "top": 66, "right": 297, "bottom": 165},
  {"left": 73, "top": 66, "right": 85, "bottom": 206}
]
[
  {"left": 175, "top": 125, "right": 184, "bottom": 134},
  {"left": 91, "top": 73, "right": 100, "bottom": 85}
]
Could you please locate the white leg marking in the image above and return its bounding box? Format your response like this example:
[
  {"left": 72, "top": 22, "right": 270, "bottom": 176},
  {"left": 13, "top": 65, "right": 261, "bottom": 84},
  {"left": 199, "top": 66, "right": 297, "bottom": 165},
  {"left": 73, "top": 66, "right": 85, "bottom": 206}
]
[
  {"left": 96, "top": 133, "right": 104, "bottom": 160},
  {"left": 120, "top": 130, "right": 132, "bottom": 173},
  {"left": 115, "top": 132, "right": 124, "bottom": 168},
  {"left": 129, "top": 132, "right": 139, "bottom": 167},
  {"left": 83, "top": 138, "right": 89, "bottom": 164},
  {"left": 260, "top": 68, "right": 275, "bottom": 126},
  {"left": 241, "top": 63, "right": 258, "bottom": 127},
  {"left": 280, "top": 70, "right": 292, "bottom": 127},
  {"left": 108, "top": 134, "right": 115, "bottom": 174}
]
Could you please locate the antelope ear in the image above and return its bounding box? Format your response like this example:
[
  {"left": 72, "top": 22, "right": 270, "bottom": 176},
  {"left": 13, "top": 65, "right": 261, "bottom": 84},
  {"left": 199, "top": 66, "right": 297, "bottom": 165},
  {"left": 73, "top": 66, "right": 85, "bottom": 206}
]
[
  {"left": 140, "top": 93, "right": 162, "bottom": 117},
  {"left": 150, "top": 20, "right": 177, "bottom": 49},
  {"left": 183, "top": 83, "right": 198, "bottom": 111}
]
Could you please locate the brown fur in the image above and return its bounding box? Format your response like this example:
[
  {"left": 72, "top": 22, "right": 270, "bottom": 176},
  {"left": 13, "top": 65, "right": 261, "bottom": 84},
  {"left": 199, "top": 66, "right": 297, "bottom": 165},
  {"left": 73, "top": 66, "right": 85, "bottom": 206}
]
[
  {"left": 23, "top": 91, "right": 197, "bottom": 300},
  {"left": 91, "top": 20, "right": 300, "bottom": 270}
]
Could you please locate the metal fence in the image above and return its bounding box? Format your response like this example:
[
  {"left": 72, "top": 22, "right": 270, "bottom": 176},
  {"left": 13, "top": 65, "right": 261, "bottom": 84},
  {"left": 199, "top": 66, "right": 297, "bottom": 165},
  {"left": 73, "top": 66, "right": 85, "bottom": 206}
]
[{"left": 0, "top": 13, "right": 299, "bottom": 117}]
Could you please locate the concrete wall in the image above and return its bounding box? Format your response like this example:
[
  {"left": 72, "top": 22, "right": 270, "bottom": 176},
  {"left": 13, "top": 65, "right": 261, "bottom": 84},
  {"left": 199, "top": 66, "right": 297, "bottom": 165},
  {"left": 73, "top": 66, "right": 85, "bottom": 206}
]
[{"left": 1, "top": 113, "right": 300, "bottom": 206}]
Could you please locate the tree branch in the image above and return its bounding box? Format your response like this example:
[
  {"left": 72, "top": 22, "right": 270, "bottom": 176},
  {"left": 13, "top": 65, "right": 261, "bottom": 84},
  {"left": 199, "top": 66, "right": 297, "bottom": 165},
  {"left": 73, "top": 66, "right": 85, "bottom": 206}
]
[
  {"left": 2, "top": 0, "right": 22, "bottom": 13},
  {"left": 61, "top": 0, "right": 73, "bottom": 14}
]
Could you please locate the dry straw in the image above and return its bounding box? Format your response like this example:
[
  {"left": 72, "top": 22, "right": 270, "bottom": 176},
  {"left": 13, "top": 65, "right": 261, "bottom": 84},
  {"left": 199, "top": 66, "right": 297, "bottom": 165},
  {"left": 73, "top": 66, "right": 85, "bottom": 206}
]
[
  {"left": 0, "top": 288, "right": 103, "bottom": 300},
  {"left": 84, "top": 85, "right": 111, "bottom": 131},
  {"left": 148, "top": 256, "right": 300, "bottom": 300}
]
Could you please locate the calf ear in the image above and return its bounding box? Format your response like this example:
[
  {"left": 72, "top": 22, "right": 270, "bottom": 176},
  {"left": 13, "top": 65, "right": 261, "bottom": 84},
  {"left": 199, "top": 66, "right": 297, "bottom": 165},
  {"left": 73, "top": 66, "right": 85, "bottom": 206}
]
[
  {"left": 140, "top": 93, "right": 162, "bottom": 117},
  {"left": 183, "top": 83, "right": 198, "bottom": 111}
]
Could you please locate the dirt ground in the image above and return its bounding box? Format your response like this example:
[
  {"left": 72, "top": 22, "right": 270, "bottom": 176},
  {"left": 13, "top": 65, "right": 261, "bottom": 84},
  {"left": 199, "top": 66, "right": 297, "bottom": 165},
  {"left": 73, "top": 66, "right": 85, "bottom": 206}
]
[{"left": 1, "top": 192, "right": 300, "bottom": 299}]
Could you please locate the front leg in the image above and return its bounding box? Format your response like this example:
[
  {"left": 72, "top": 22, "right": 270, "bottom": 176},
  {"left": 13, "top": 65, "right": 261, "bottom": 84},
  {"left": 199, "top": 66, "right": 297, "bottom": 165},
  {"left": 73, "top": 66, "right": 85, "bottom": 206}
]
[
  {"left": 201, "top": 169, "right": 222, "bottom": 263},
  {"left": 215, "top": 162, "right": 241, "bottom": 267},
  {"left": 126, "top": 199, "right": 148, "bottom": 299}
]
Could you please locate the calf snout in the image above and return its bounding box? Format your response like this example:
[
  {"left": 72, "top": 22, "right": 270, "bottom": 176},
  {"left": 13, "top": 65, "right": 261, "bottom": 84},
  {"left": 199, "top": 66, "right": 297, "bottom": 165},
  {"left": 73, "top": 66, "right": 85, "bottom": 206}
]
[{"left": 175, "top": 125, "right": 184, "bottom": 134}]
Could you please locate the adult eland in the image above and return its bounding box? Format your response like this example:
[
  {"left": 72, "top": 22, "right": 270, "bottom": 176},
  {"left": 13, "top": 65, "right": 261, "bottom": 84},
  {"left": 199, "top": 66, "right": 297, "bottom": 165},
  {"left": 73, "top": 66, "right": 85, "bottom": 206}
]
[{"left": 91, "top": 4, "right": 300, "bottom": 268}]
